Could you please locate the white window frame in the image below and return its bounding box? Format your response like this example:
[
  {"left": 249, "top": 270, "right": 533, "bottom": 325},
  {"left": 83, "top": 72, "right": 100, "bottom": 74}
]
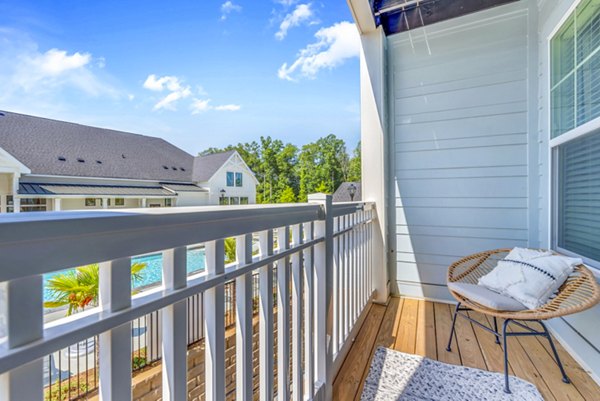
[{"left": 548, "top": 0, "right": 600, "bottom": 269}]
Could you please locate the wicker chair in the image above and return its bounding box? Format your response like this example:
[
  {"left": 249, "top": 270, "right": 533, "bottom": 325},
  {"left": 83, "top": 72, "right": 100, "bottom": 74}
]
[{"left": 445, "top": 248, "right": 600, "bottom": 393}]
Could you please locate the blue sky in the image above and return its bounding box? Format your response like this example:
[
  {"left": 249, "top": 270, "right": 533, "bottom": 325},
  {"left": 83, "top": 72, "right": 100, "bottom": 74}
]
[{"left": 0, "top": 0, "right": 360, "bottom": 154}]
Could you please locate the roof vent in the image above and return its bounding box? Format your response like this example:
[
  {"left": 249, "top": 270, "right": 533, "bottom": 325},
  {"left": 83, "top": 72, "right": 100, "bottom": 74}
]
[
  {"left": 58, "top": 156, "right": 66, "bottom": 162},
  {"left": 172, "top": 167, "right": 177, "bottom": 171},
  {"left": 163, "top": 165, "right": 169, "bottom": 170},
  {"left": 0, "top": 112, "right": 5, "bottom": 117},
  {"left": 180, "top": 167, "right": 186, "bottom": 171},
  {"left": 77, "top": 158, "right": 85, "bottom": 163},
  {"left": 96, "top": 160, "right": 102, "bottom": 164},
  {"left": 122, "top": 154, "right": 126, "bottom": 159}
]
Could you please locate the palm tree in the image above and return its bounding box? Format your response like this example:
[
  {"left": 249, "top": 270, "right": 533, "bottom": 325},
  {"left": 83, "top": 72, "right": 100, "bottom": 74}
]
[
  {"left": 224, "top": 237, "right": 236, "bottom": 264},
  {"left": 44, "top": 263, "right": 146, "bottom": 316}
]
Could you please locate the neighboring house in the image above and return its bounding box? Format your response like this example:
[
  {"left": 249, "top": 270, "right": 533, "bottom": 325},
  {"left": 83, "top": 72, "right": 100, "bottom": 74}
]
[
  {"left": 0, "top": 111, "right": 257, "bottom": 212},
  {"left": 332, "top": 182, "right": 361, "bottom": 202},
  {"left": 350, "top": 0, "right": 600, "bottom": 380}
]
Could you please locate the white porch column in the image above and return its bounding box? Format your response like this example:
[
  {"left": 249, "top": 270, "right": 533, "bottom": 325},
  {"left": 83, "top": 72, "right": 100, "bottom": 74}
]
[
  {"left": 11, "top": 173, "right": 19, "bottom": 213},
  {"left": 102, "top": 198, "right": 109, "bottom": 209},
  {"left": 359, "top": 27, "right": 389, "bottom": 303},
  {"left": 141, "top": 198, "right": 147, "bottom": 208},
  {"left": 0, "top": 195, "right": 6, "bottom": 213},
  {"left": 54, "top": 198, "right": 62, "bottom": 211}
]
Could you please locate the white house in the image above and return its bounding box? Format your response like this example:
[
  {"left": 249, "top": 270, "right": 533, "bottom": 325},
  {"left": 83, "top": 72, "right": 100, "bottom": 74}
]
[
  {"left": 0, "top": 111, "right": 257, "bottom": 212},
  {"left": 350, "top": 0, "right": 600, "bottom": 382}
]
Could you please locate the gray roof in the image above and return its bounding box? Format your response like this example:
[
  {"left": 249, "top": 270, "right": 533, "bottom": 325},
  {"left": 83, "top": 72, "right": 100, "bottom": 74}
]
[
  {"left": 192, "top": 150, "right": 236, "bottom": 182},
  {"left": 332, "top": 182, "right": 362, "bottom": 202},
  {"left": 161, "top": 183, "right": 208, "bottom": 192},
  {"left": 0, "top": 111, "right": 194, "bottom": 182},
  {"left": 19, "top": 183, "right": 174, "bottom": 197}
]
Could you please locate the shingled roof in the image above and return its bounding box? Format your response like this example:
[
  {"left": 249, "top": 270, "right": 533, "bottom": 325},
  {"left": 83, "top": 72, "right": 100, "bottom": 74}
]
[
  {"left": 192, "top": 150, "right": 236, "bottom": 182},
  {"left": 0, "top": 111, "right": 195, "bottom": 182}
]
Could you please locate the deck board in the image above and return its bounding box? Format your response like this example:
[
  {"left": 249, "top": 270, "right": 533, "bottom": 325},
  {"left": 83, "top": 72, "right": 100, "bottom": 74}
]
[{"left": 334, "top": 297, "right": 599, "bottom": 401}]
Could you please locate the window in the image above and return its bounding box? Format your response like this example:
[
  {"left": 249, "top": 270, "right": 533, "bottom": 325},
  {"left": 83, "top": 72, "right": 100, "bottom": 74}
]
[
  {"left": 115, "top": 198, "right": 125, "bottom": 206},
  {"left": 85, "top": 198, "right": 97, "bottom": 207},
  {"left": 230, "top": 197, "right": 240, "bottom": 205},
  {"left": 235, "top": 172, "right": 243, "bottom": 187},
  {"left": 219, "top": 196, "right": 230, "bottom": 205},
  {"left": 551, "top": 0, "right": 600, "bottom": 267},
  {"left": 240, "top": 197, "right": 249, "bottom": 205},
  {"left": 20, "top": 198, "right": 47, "bottom": 212},
  {"left": 226, "top": 172, "right": 234, "bottom": 187},
  {"left": 551, "top": 0, "right": 600, "bottom": 137},
  {"left": 6, "top": 195, "right": 13, "bottom": 213}
]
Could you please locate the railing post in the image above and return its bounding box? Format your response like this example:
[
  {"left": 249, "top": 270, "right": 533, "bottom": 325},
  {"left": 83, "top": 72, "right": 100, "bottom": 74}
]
[
  {"left": 162, "top": 247, "right": 187, "bottom": 401},
  {"left": 204, "top": 240, "right": 225, "bottom": 401},
  {"left": 0, "top": 276, "right": 43, "bottom": 401},
  {"left": 308, "top": 193, "right": 333, "bottom": 400},
  {"left": 291, "top": 224, "right": 304, "bottom": 401},
  {"left": 235, "top": 234, "right": 253, "bottom": 401},
  {"left": 99, "top": 258, "right": 132, "bottom": 401}
]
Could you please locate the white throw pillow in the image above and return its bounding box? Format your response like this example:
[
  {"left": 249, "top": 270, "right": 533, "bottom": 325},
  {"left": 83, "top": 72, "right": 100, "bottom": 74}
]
[
  {"left": 448, "top": 282, "right": 526, "bottom": 311},
  {"left": 478, "top": 248, "right": 581, "bottom": 309}
]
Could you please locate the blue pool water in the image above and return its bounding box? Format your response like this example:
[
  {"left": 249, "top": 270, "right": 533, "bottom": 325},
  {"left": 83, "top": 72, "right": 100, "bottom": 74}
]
[{"left": 43, "top": 247, "right": 206, "bottom": 302}]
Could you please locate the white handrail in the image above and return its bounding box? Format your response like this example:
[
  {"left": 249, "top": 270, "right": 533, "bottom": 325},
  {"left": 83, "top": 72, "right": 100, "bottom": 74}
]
[{"left": 0, "top": 198, "right": 376, "bottom": 401}]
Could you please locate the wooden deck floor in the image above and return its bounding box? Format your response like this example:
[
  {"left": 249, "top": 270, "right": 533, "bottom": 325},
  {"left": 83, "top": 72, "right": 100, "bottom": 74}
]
[{"left": 333, "top": 297, "right": 600, "bottom": 401}]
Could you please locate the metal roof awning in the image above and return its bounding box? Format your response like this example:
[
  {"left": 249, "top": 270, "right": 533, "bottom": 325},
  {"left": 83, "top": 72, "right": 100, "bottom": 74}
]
[
  {"left": 19, "top": 183, "right": 176, "bottom": 197},
  {"left": 373, "top": 0, "right": 519, "bottom": 35},
  {"left": 160, "top": 183, "right": 208, "bottom": 193}
]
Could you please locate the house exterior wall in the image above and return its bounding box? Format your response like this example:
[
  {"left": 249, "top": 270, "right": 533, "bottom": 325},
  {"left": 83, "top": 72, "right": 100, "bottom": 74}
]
[
  {"left": 375, "top": 0, "right": 600, "bottom": 382},
  {"left": 387, "top": 1, "right": 531, "bottom": 301},
  {"left": 201, "top": 154, "right": 257, "bottom": 205}
]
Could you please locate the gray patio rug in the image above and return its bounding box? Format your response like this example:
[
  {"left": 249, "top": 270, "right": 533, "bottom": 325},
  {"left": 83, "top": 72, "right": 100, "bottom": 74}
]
[{"left": 360, "top": 347, "right": 544, "bottom": 401}]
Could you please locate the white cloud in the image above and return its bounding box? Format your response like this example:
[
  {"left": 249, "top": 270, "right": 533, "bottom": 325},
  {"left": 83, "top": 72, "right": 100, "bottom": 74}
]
[
  {"left": 191, "top": 98, "right": 241, "bottom": 114},
  {"left": 143, "top": 74, "right": 192, "bottom": 111},
  {"left": 278, "top": 21, "right": 359, "bottom": 81},
  {"left": 276, "top": 3, "right": 314, "bottom": 40},
  {"left": 220, "top": 1, "right": 242, "bottom": 20},
  {"left": 0, "top": 30, "right": 119, "bottom": 109}
]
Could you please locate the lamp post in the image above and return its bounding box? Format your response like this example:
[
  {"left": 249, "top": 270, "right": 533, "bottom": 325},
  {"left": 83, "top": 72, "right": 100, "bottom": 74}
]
[
  {"left": 348, "top": 183, "right": 357, "bottom": 201},
  {"left": 220, "top": 189, "right": 226, "bottom": 205}
]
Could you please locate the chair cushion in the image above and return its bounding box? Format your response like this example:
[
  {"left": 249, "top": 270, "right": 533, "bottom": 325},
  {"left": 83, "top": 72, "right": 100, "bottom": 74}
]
[
  {"left": 478, "top": 247, "right": 581, "bottom": 309},
  {"left": 448, "top": 282, "right": 526, "bottom": 311}
]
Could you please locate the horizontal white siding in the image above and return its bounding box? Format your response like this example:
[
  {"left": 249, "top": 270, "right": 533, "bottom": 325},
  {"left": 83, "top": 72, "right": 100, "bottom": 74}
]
[{"left": 387, "top": 2, "right": 530, "bottom": 299}]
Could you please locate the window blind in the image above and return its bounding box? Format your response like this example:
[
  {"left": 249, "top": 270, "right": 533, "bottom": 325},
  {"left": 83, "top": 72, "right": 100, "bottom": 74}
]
[{"left": 558, "top": 131, "right": 600, "bottom": 262}]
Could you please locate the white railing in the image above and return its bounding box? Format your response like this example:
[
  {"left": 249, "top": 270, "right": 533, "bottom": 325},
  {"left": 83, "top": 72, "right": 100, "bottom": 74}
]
[{"left": 0, "top": 194, "right": 376, "bottom": 401}]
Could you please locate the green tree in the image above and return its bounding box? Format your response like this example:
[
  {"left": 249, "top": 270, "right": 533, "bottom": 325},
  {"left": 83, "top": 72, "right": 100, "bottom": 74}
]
[
  {"left": 44, "top": 263, "right": 147, "bottom": 316},
  {"left": 279, "top": 186, "right": 297, "bottom": 203},
  {"left": 224, "top": 237, "right": 237, "bottom": 264},
  {"left": 348, "top": 141, "right": 361, "bottom": 182}
]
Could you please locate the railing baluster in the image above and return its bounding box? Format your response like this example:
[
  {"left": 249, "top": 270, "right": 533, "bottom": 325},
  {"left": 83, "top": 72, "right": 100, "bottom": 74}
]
[
  {"left": 259, "top": 230, "right": 275, "bottom": 400},
  {"left": 204, "top": 240, "right": 225, "bottom": 401},
  {"left": 302, "top": 222, "right": 314, "bottom": 398},
  {"left": 291, "top": 224, "right": 303, "bottom": 401},
  {"left": 0, "top": 275, "right": 43, "bottom": 401},
  {"left": 162, "top": 247, "right": 187, "bottom": 401},
  {"left": 236, "top": 234, "right": 254, "bottom": 401},
  {"left": 332, "top": 217, "right": 339, "bottom": 355},
  {"left": 343, "top": 215, "right": 350, "bottom": 340},
  {"left": 99, "top": 258, "right": 132, "bottom": 401},
  {"left": 277, "top": 226, "right": 291, "bottom": 401}
]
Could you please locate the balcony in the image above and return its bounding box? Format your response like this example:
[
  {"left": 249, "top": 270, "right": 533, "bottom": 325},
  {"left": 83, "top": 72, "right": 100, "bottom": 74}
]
[
  {"left": 334, "top": 298, "right": 600, "bottom": 401},
  {"left": 0, "top": 195, "right": 377, "bottom": 400}
]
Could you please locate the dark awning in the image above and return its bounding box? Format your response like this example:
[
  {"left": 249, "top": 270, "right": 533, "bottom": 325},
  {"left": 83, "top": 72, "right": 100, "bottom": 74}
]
[
  {"left": 19, "top": 183, "right": 176, "bottom": 197},
  {"left": 374, "top": 0, "right": 519, "bottom": 35}
]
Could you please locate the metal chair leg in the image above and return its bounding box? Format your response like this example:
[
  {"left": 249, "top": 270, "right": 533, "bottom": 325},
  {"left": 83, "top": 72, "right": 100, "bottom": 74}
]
[
  {"left": 503, "top": 319, "right": 512, "bottom": 394},
  {"left": 539, "top": 321, "right": 570, "bottom": 384},
  {"left": 493, "top": 317, "right": 500, "bottom": 344},
  {"left": 446, "top": 302, "right": 461, "bottom": 352}
]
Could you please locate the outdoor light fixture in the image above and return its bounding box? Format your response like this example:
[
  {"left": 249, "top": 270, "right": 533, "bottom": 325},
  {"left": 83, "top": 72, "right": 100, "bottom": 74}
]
[
  {"left": 348, "top": 183, "right": 357, "bottom": 201},
  {"left": 220, "top": 189, "right": 226, "bottom": 198}
]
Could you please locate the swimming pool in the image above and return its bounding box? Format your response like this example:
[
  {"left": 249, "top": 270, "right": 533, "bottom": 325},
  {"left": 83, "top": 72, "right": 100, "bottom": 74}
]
[{"left": 43, "top": 247, "right": 206, "bottom": 302}]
